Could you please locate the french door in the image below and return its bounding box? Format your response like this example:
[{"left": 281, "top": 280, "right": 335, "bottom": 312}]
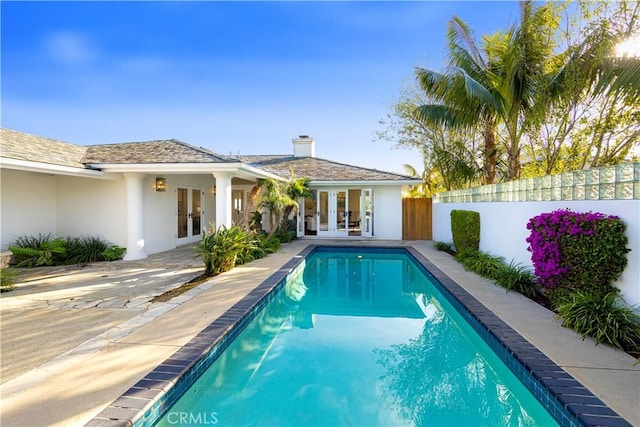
[
  {"left": 361, "top": 188, "right": 373, "bottom": 237},
  {"left": 177, "top": 187, "right": 203, "bottom": 241},
  {"left": 316, "top": 189, "right": 348, "bottom": 237}
]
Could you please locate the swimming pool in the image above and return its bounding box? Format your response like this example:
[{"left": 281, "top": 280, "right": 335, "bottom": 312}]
[{"left": 89, "top": 245, "right": 630, "bottom": 427}]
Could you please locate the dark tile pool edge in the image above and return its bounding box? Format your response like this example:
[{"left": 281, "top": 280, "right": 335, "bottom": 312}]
[
  {"left": 85, "top": 244, "right": 631, "bottom": 427},
  {"left": 404, "top": 246, "right": 632, "bottom": 427},
  {"left": 85, "top": 245, "right": 316, "bottom": 427}
]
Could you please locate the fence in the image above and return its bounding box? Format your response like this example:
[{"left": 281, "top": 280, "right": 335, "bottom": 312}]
[
  {"left": 402, "top": 197, "right": 432, "bottom": 240},
  {"left": 432, "top": 163, "right": 640, "bottom": 307},
  {"left": 434, "top": 163, "right": 640, "bottom": 203}
]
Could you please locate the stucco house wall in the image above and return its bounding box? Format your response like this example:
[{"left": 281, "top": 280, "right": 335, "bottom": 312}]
[
  {"left": 56, "top": 175, "right": 127, "bottom": 247},
  {"left": 142, "top": 174, "right": 216, "bottom": 255},
  {"left": 371, "top": 185, "right": 403, "bottom": 239},
  {"left": 1, "top": 169, "right": 57, "bottom": 249}
]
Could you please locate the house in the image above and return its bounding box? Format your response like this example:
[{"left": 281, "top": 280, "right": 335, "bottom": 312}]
[{"left": 0, "top": 129, "right": 420, "bottom": 260}]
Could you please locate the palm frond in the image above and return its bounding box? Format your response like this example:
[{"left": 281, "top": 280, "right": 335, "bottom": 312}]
[
  {"left": 596, "top": 57, "right": 640, "bottom": 100},
  {"left": 415, "top": 67, "right": 450, "bottom": 101},
  {"left": 414, "top": 104, "right": 468, "bottom": 128},
  {"left": 448, "top": 16, "right": 486, "bottom": 69},
  {"left": 452, "top": 67, "right": 501, "bottom": 112}
]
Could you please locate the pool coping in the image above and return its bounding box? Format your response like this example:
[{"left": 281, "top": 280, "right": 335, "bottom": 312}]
[{"left": 86, "top": 245, "right": 632, "bottom": 427}]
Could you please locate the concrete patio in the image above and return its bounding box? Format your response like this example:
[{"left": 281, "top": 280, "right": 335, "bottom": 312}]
[{"left": 1, "top": 240, "right": 638, "bottom": 426}]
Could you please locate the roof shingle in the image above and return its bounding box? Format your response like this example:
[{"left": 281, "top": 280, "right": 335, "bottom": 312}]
[
  {"left": 84, "top": 139, "right": 239, "bottom": 164},
  {"left": 238, "top": 155, "right": 417, "bottom": 182},
  {"left": 0, "top": 128, "right": 88, "bottom": 169}
]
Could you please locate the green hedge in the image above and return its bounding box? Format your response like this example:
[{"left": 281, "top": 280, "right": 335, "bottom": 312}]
[{"left": 451, "top": 210, "right": 480, "bottom": 253}]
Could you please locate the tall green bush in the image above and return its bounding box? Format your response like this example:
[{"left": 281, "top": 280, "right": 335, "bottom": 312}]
[{"left": 450, "top": 210, "right": 480, "bottom": 253}]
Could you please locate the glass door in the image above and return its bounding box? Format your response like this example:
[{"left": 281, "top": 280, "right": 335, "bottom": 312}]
[
  {"left": 296, "top": 197, "right": 305, "bottom": 237},
  {"left": 334, "top": 190, "right": 348, "bottom": 236},
  {"left": 361, "top": 188, "right": 373, "bottom": 237},
  {"left": 232, "top": 190, "right": 245, "bottom": 226},
  {"left": 178, "top": 187, "right": 204, "bottom": 241},
  {"left": 177, "top": 188, "right": 188, "bottom": 238},
  {"left": 317, "top": 190, "right": 330, "bottom": 236},
  {"left": 316, "top": 189, "right": 348, "bottom": 237}
]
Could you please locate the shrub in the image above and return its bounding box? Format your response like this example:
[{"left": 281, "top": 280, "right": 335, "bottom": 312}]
[
  {"left": 557, "top": 292, "right": 640, "bottom": 354},
  {"left": 196, "top": 225, "right": 261, "bottom": 276},
  {"left": 526, "top": 209, "right": 630, "bottom": 297},
  {"left": 450, "top": 210, "right": 480, "bottom": 253},
  {"left": 494, "top": 261, "right": 540, "bottom": 298},
  {"left": 66, "top": 236, "right": 109, "bottom": 264},
  {"left": 256, "top": 232, "right": 281, "bottom": 253},
  {"left": 1, "top": 268, "right": 17, "bottom": 292},
  {"left": 273, "top": 224, "right": 296, "bottom": 243},
  {"left": 9, "top": 234, "right": 67, "bottom": 267},
  {"left": 102, "top": 245, "right": 126, "bottom": 261},
  {"left": 9, "top": 233, "right": 126, "bottom": 267},
  {"left": 458, "top": 250, "right": 505, "bottom": 281},
  {"left": 433, "top": 241, "right": 453, "bottom": 252}
]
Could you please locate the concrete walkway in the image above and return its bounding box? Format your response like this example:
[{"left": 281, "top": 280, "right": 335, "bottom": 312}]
[{"left": 0, "top": 240, "right": 638, "bottom": 426}]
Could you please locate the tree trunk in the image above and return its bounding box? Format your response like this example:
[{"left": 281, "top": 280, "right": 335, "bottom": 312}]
[
  {"left": 509, "top": 147, "right": 522, "bottom": 180},
  {"left": 483, "top": 122, "right": 497, "bottom": 184}
]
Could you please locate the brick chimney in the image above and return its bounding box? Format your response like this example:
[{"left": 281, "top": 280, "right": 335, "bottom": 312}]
[{"left": 292, "top": 135, "right": 315, "bottom": 158}]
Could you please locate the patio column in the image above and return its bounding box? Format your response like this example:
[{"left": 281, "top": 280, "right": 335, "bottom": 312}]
[
  {"left": 123, "top": 172, "right": 147, "bottom": 260},
  {"left": 213, "top": 171, "right": 233, "bottom": 228}
]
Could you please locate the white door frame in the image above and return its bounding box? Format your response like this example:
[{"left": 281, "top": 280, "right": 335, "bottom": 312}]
[{"left": 296, "top": 197, "right": 305, "bottom": 238}]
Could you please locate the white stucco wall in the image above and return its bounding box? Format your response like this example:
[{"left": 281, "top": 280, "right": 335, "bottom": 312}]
[
  {"left": 143, "top": 174, "right": 216, "bottom": 255},
  {"left": 56, "top": 175, "right": 127, "bottom": 247},
  {"left": 371, "top": 185, "right": 403, "bottom": 239},
  {"left": 1, "top": 169, "right": 57, "bottom": 249},
  {"left": 433, "top": 200, "right": 640, "bottom": 307}
]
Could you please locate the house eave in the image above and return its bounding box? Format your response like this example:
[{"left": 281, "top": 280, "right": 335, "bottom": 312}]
[
  {"left": 0, "top": 157, "right": 113, "bottom": 179},
  {"left": 309, "top": 179, "right": 423, "bottom": 187},
  {"left": 86, "top": 162, "right": 285, "bottom": 181}
]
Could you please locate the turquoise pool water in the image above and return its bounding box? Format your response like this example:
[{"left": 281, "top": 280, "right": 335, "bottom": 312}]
[{"left": 155, "top": 250, "right": 557, "bottom": 426}]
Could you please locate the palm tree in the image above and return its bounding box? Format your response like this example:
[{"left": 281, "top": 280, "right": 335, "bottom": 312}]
[
  {"left": 415, "top": 2, "right": 557, "bottom": 181},
  {"left": 257, "top": 178, "right": 294, "bottom": 235},
  {"left": 416, "top": 1, "right": 640, "bottom": 181},
  {"left": 257, "top": 176, "right": 312, "bottom": 236},
  {"left": 282, "top": 176, "right": 312, "bottom": 228},
  {"left": 414, "top": 16, "right": 500, "bottom": 183}
]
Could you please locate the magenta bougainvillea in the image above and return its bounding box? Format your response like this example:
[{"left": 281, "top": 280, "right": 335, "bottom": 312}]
[{"left": 526, "top": 209, "right": 629, "bottom": 295}]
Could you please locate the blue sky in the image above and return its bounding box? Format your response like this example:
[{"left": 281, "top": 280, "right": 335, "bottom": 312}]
[{"left": 1, "top": 1, "right": 521, "bottom": 174}]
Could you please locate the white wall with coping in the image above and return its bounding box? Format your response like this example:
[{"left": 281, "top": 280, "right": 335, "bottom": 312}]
[
  {"left": 1, "top": 169, "right": 57, "bottom": 249},
  {"left": 433, "top": 199, "right": 640, "bottom": 307}
]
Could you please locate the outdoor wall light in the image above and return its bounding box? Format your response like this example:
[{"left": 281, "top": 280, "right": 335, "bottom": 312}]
[{"left": 155, "top": 177, "right": 167, "bottom": 192}]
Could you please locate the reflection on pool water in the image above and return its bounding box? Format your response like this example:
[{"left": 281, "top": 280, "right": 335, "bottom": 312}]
[{"left": 156, "top": 251, "right": 557, "bottom": 426}]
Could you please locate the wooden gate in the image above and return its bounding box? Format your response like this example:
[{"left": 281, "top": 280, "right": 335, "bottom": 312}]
[{"left": 402, "top": 198, "right": 432, "bottom": 240}]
